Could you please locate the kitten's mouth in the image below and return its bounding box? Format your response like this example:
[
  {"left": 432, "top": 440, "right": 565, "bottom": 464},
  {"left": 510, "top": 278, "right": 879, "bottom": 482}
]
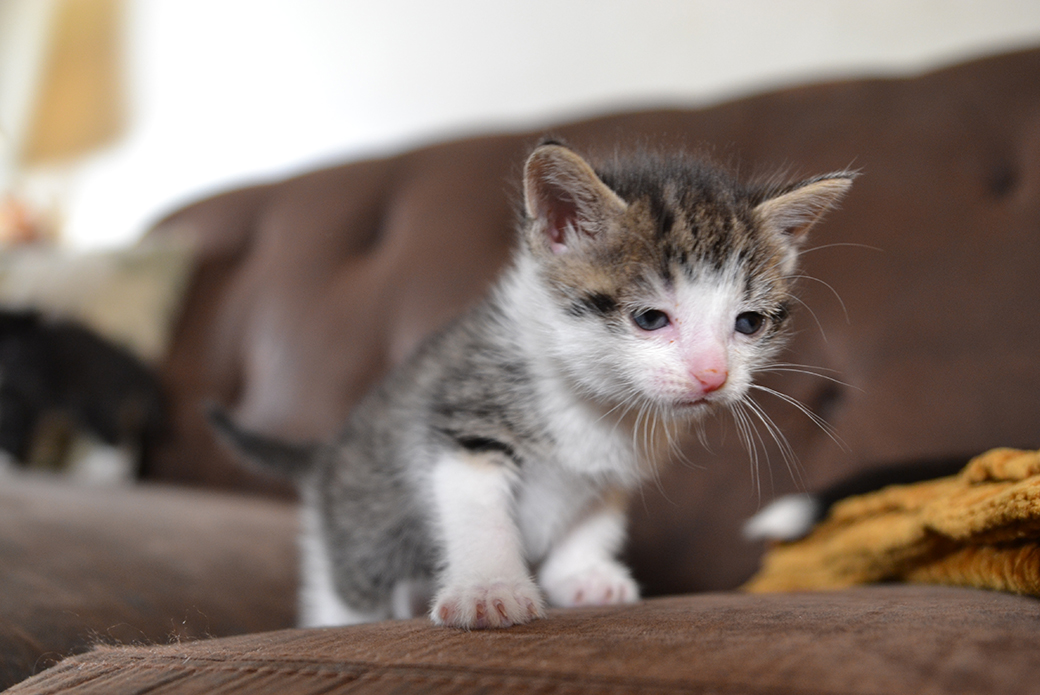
[
  {"left": 674, "top": 396, "right": 714, "bottom": 411},
  {"left": 673, "top": 385, "right": 736, "bottom": 412}
]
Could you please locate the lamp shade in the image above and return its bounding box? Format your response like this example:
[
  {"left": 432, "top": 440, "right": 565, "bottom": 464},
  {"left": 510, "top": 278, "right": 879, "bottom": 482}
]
[{"left": 19, "top": 0, "right": 125, "bottom": 166}]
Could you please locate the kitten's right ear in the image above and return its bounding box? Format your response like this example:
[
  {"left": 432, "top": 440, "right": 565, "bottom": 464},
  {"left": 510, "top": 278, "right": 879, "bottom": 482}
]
[
  {"left": 754, "top": 173, "right": 855, "bottom": 241},
  {"left": 754, "top": 172, "right": 855, "bottom": 274},
  {"left": 523, "top": 144, "right": 627, "bottom": 254}
]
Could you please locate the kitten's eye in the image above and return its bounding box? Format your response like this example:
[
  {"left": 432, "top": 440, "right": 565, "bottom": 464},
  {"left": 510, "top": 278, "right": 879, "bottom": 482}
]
[
  {"left": 735, "top": 312, "right": 766, "bottom": 336},
  {"left": 632, "top": 309, "right": 670, "bottom": 331}
]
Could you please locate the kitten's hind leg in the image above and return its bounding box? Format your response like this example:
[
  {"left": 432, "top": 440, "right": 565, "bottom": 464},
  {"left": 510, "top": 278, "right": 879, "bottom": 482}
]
[
  {"left": 538, "top": 489, "right": 639, "bottom": 607},
  {"left": 298, "top": 506, "right": 388, "bottom": 627},
  {"left": 390, "top": 578, "right": 434, "bottom": 620},
  {"left": 429, "top": 451, "right": 544, "bottom": 629}
]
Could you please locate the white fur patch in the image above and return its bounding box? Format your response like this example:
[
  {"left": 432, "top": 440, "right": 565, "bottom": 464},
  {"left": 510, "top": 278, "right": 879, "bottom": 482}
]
[{"left": 742, "top": 494, "right": 821, "bottom": 542}]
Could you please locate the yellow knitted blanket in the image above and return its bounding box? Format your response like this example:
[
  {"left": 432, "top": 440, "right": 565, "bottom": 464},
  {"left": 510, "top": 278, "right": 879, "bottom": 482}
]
[{"left": 744, "top": 448, "right": 1040, "bottom": 595}]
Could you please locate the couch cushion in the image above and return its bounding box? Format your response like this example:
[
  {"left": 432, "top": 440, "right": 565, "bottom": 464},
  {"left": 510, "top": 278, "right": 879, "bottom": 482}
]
[
  {"left": 10, "top": 586, "right": 1040, "bottom": 694},
  {"left": 0, "top": 476, "right": 297, "bottom": 689}
]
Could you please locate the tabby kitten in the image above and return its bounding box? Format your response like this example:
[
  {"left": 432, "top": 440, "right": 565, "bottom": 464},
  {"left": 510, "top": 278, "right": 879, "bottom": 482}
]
[{"left": 212, "top": 142, "right": 853, "bottom": 629}]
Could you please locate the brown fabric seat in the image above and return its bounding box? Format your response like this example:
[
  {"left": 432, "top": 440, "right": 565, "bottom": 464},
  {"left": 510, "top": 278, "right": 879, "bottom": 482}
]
[
  {"left": 4, "top": 46, "right": 1040, "bottom": 693},
  {"left": 0, "top": 477, "right": 298, "bottom": 689},
  {"left": 12, "top": 586, "right": 1040, "bottom": 695}
]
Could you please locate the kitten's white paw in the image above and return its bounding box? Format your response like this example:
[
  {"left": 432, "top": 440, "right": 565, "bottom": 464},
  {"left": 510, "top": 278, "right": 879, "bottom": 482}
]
[
  {"left": 431, "top": 579, "right": 544, "bottom": 629},
  {"left": 542, "top": 561, "right": 639, "bottom": 608}
]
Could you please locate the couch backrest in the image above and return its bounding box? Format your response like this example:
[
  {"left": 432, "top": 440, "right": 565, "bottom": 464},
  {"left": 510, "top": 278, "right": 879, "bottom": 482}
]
[{"left": 147, "top": 47, "right": 1040, "bottom": 593}]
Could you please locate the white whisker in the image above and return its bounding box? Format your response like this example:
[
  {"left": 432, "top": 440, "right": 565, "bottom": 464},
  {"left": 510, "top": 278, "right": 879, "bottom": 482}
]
[
  {"left": 786, "top": 274, "right": 851, "bottom": 325},
  {"left": 731, "top": 402, "right": 762, "bottom": 503},
  {"left": 788, "top": 295, "right": 828, "bottom": 342},
  {"left": 758, "top": 365, "right": 861, "bottom": 391},
  {"left": 749, "top": 384, "right": 849, "bottom": 452},
  {"left": 798, "top": 242, "right": 884, "bottom": 256},
  {"left": 742, "top": 396, "right": 805, "bottom": 491}
]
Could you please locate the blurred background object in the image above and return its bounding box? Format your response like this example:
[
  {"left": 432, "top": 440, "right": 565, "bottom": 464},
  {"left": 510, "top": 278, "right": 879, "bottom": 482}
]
[
  {"left": 1, "top": 0, "right": 1039, "bottom": 251},
  {"left": 19, "top": 0, "right": 125, "bottom": 166},
  {"left": 0, "top": 0, "right": 125, "bottom": 247}
]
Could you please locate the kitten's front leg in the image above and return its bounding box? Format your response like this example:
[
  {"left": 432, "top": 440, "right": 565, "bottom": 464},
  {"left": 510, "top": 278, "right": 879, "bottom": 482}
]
[
  {"left": 429, "top": 452, "right": 544, "bottom": 629},
  {"left": 538, "top": 489, "right": 639, "bottom": 607}
]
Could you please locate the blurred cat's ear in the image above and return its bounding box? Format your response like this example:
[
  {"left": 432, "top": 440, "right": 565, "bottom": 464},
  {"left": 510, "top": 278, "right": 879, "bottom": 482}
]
[
  {"left": 523, "top": 144, "right": 627, "bottom": 254},
  {"left": 755, "top": 173, "right": 855, "bottom": 241}
]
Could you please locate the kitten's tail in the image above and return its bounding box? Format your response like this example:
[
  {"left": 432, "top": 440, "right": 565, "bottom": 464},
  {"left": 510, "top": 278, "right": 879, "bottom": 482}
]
[
  {"left": 742, "top": 456, "right": 970, "bottom": 542},
  {"left": 206, "top": 404, "right": 319, "bottom": 480}
]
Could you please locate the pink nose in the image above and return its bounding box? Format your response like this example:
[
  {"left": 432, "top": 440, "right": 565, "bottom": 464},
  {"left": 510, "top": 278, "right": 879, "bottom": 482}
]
[{"left": 693, "top": 368, "right": 728, "bottom": 394}]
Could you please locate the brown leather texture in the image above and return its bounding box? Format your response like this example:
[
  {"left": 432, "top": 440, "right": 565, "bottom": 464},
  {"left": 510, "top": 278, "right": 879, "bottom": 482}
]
[
  {"left": 0, "top": 477, "right": 297, "bottom": 689},
  {"left": 149, "top": 47, "right": 1040, "bottom": 596},
  {"left": 12, "top": 586, "right": 1040, "bottom": 695}
]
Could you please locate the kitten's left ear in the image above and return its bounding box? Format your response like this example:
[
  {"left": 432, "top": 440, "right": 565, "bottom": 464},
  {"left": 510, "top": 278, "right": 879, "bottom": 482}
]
[
  {"left": 523, "top": 143, "right": 627, "bottom": 255},
  {"left": 754, "top": 172, "right": 855, "bottom": 272}
]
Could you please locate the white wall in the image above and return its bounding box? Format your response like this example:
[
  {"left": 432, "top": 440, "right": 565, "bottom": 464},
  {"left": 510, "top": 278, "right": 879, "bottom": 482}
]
[{"left": 60, "top": 0, "right": 1040, "bottom": 248}]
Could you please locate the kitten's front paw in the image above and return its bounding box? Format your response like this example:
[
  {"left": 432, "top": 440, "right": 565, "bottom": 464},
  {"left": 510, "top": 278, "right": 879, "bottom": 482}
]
[
  {"left": 541, "top": 561, "right": 639, "bottom": 608},
  {"left": 431, "top": 579, "right": 545, "bottom": 629}
]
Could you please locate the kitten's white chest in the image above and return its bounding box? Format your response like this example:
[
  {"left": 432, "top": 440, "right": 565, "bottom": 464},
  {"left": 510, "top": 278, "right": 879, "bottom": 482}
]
[
  {"left": 537, "top": 370, "right": 664, "bottom": 483},
  {"left": 514, "top": 385, "right": 660, "bottom": 563}
]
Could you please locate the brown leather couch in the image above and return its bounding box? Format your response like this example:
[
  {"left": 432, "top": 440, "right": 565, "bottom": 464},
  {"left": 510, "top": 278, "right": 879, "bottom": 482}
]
[{"left": 6, "top": 47, "right": 1040, "bottom": 693}]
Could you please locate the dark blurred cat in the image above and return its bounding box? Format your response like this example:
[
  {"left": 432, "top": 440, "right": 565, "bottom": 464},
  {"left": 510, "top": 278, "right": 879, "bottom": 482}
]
[{"left": 0, "top": 309, "right": 165, "bottom": 477}]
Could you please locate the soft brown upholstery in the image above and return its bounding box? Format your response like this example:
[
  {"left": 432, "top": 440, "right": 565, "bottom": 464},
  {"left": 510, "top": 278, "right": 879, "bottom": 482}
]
[
  {"left": 4, "top": 47, "right": 1040, "bottom": 693},
  {"left": 0, "top": 477, "right": 297, "bottom": 688},
  {"left": 13, "top": 587, "right": 1040, "bottom": 695}
]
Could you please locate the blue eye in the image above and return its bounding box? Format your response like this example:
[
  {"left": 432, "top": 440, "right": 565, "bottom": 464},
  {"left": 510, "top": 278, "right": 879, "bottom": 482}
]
[
  {"left": 633, "top": 309, "right": 670, "bottom": 331},
  {"left": 735, "top": 312, "right": 765, "bottom": 335}
]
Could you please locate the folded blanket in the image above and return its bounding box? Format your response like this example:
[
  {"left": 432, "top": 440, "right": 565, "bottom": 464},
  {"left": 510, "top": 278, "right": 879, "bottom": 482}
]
[{"left": 744, "top": 448, "right": 1040, "bottom": 596}]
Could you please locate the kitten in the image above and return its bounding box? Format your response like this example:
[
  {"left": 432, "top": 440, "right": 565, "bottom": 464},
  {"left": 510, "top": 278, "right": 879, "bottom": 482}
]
[{"left": 211, "top": 142, "right": 853, "bottom": 629}]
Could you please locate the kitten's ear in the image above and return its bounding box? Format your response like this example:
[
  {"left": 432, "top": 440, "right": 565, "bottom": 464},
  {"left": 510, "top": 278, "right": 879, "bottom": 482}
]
[
  {"left": 754, "top": 173, "right": 855, "bottom": 241},
  {"left": 754, "top": 173, "right": 855, "bottom": 273},
  {"left": 523, "top": 144, "right": 627, "bottom": 254}
]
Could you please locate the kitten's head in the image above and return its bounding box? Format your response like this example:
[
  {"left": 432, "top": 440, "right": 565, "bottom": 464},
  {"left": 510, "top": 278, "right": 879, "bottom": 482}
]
[{"left": 519, "top": 142, "right": 853, "bottom": 418}]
